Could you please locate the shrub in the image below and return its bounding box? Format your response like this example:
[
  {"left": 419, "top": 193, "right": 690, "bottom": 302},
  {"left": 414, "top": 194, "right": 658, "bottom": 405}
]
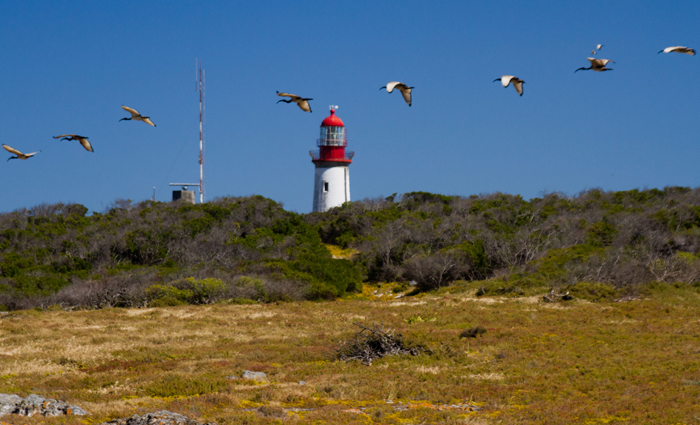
[
  {"left": 171, "top": 277, "right": 226, "bottom": 304},
  {"left": 460, "top": 326, "right": 487, "bottom": 338},
  {"left": 146, "top": 284, "right": 193, "bottom": 305},
  {"left": 403, "top": 252, "right": 459, "bottom": 292},
  {"left": 235, "top": 276, "right": 267, "bottom": 301},
  {"left": 336, "top": 323, "right": 428, "bottom": 365},
  {"left": 587, "top": 220, "right": 618, "bottom": 247},
  {"left": 286, "top": 254, "right": 363, "bottom": 299},
  {"left": 568, "top": 282, "right": 618, "bottom": 302},
  {"left": 148, "top": 295, "right": 187, "bottom": 308}
]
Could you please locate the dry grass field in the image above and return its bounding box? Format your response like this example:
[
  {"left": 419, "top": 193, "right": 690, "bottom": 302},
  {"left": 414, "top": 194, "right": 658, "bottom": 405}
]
[{"left": 1, "top": 283, "right": 699, "bottom": 424}]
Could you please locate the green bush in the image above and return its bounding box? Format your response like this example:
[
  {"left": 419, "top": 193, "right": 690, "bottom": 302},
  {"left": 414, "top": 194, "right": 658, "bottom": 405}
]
[
  {"left": 146, "top": 278, "right": 227, "bottom": 306},
  {"left": 475, "top": 276, "right": 547, "bottom": 297},
  {"left": 226, "top": 297, "right": 258, "bottom": 305},
  {"left": 587, "top": 220, "right": 618, "bottom": 247},
  {"left": 568, "top": 282, "right": 618, "bottom": 302},
  {"left": 146, "top": 284, "right": 193, "bottom": 304},
  {"left": 288, "top": 254, "right": 363, "bottom": 299},
  {"left": 235, "top": 276, "right": 267, "bottom": 300},
  {"left": 148, "top": 295, "right": 187, "bottom": 308},
  {"left": 172, "top": 277, "right": 226, "bottom": 304}
]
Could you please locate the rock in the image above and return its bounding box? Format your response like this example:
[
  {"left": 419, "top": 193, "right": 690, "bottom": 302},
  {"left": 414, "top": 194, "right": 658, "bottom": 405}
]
[
  {"left": 0, "top": 394, "right": 22, "bottom": 416},
  {"left": 0, "top": 393, "right": 88, "bottom": 417},
  {"left": 225, "top": 375, "right": 238, "bottom": 380},
  {"left": 241, "top": 370, "right": 267, "bottom": 381},
  {"left": 409, "top": 280, "right": 417, "bottom": 286},
  {"left": 99, "top": 410, "right": 216, "bottom": 425},
  {"left": 298, "top": 380, "right": 306, "bottom": 385}
]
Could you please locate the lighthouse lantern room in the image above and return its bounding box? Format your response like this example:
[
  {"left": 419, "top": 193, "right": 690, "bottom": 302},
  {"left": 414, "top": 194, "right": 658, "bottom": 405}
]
[{"left": 310, "top": 107, "right": 354, "bottom": 212}]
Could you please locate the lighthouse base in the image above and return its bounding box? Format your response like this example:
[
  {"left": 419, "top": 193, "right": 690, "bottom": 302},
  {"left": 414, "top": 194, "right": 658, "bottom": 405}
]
[{"left": 313, "top": 162, "right": 350, "bottom": 212}]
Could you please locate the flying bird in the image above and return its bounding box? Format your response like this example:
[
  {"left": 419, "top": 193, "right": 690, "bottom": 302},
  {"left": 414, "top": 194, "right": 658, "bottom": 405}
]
[
  {"left": 53, "top": 134, "right": 94, "bottom": 152},
  {"left": 493, "top": 75, "right": 525, "bottom": 96},
  {"left": 575, "top": 58, "right": 614, "bottom": 72},
  {"left": 276, "top": 92, "right": 313, "bottom": 112},
  {"left": 591, "top": 45, "right": 603, "bottom": 55},
  {"left": 3, "top": 144, "right": 40, "bottom": 161},
  {"left": 379, "top": 82, "right": 414, "bottom": 106},
  {"left": 120, "top": 105, "right": 156, "bottom": 126},
  {"left": 658, "top": 46, "right": 696, "bottom": 55}
]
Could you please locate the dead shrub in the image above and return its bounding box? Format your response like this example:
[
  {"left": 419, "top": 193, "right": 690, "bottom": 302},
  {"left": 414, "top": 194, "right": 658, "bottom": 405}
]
[{"left": 336, "top": 323, "right": 428, "bottom": 365}]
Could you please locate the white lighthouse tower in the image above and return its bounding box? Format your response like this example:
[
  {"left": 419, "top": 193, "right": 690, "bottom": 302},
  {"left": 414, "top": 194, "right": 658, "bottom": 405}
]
[{"left": 310, "top": 107, "right": 354, "bottom": 212}]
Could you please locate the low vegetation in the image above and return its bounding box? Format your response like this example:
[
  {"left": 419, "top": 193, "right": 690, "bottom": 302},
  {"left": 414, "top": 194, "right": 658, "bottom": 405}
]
[
  {"left": 0, "top": 282, "right": 698, "bottom": 424},
  {"left": 0, "top": 196, "right": 362, "bottom": 310},
  {"left": 3, "top": 187, "right": 700, "bottom": 310}
]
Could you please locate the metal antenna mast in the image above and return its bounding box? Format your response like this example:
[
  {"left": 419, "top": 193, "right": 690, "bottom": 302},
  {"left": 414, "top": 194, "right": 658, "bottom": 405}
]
[{"left": 196, "top": 59, "right": 205, "bottom": 204}]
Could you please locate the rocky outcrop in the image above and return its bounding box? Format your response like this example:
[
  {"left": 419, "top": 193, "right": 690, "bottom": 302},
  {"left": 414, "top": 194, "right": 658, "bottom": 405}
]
[
  {"left": 241, "top": 370, "right": 267, "bottom": 381},
  {"left": 225, "top": 370, "right": 268, "bottom": 381},
  {"left": 0, "top": 393, "right": 89, "bottom": 417},
  {"left": 99, "top": 410, "right": 216, "bottom": 425}
]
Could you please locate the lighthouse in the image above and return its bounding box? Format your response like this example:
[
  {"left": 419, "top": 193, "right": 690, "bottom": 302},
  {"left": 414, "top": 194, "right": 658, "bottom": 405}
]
[{"left": 310, "top": 108, "right": 354, "bottom": 212}]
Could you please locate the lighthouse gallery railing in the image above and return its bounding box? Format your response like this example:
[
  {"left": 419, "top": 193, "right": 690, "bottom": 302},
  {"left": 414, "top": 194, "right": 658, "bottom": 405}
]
[{"left": 309, "top": 150, "right": 355, "bottom": 161}]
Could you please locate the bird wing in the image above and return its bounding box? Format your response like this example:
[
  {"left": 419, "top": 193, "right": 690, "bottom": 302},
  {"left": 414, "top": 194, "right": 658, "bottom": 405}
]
[
  {"left": 596, "top": 44, "right": 603, "bottom": 50},
  {"left": 53, "top": 134, "right": 76, "bottom": 139},
  {"left": 500, "top": 75, "right": 514, "bottom": 87},
  {"left": 384, "top": 82, "right": 402, "bottom": 93},
  {"left": 122, "top": 105, "right": 140, "bottom": 118},
  {"left": 2, "top": 144, "right": 22, "bottom": 155},
  {"left": 78, "top": 138, "right": 94, "bottom": 152},
  {"left": 399, "top": 87, "right": 412, "bottom": 106},
  {"left": 588, "top": 58, "right": 612, "bottom": 67},
  {"left": 674, "top": 46, "right": 695, "bottom": 55},
  {"left": 512, "top": 79, "right": 524, "bottom": 96},
  {"left": 142, "top": 117, "right": 156, "bottom": 126},
  {"left": 277, "top": 92, "right": 301, "bottom": 100},
  {"left": 297, "top": 100, "right": 312, "bottom": 112},
  {"left": 24, "top": 151, "right": 41, "bottom": 158}
]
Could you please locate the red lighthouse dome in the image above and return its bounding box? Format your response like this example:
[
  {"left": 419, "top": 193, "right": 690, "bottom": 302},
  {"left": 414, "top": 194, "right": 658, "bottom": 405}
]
[{"left": 321, "top": 109, "right": 344, "bottom": 127}]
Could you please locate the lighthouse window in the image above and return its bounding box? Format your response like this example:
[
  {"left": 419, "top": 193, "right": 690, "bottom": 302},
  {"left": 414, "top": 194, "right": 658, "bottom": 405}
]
[
  {"left": 323, "top": 182, "right": 329, "bottom": 192},
  {"left": 320, "top": 127, "right": 345, "bottom": 146}
]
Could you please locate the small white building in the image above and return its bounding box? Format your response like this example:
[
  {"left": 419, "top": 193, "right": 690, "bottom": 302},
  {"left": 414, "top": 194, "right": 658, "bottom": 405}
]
[{"left": 310, "top": 108, "right": 354, "bottom": 212}]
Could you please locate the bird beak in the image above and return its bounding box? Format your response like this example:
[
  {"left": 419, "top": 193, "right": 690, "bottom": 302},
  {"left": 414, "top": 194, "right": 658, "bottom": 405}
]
[{"left": 492, "top": 79, "right": 500, "bottom": 82}]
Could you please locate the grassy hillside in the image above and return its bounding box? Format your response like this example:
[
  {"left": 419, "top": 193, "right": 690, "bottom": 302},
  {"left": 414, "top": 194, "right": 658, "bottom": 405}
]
[
  {"left": 2, "top": 187, "right": 700, "bottom": 309},
  {"left": 0, "top": 283, "right": 698, "bottom": 424}
]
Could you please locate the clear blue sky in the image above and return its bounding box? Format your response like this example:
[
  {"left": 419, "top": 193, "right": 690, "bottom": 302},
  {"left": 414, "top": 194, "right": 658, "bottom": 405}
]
[{"left": 1, "top": 1, "right": 698, "bottom": 213}]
